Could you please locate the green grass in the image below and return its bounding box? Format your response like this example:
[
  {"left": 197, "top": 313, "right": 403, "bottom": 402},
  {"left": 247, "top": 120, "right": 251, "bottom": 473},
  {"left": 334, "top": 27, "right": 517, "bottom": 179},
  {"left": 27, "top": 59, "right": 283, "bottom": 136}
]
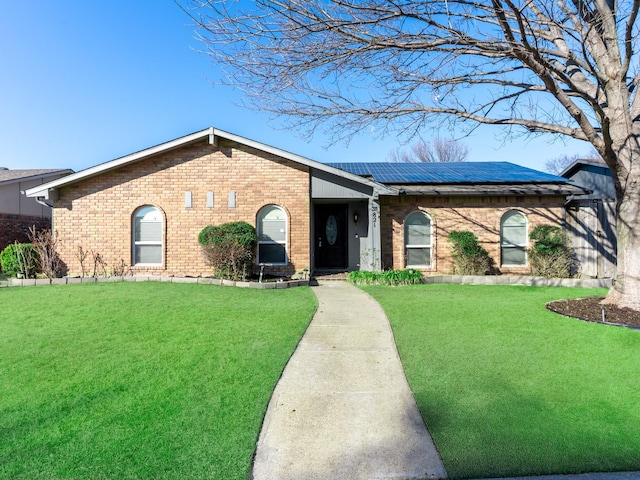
[
  {"left": 363, "top": 284, "right": 640, "bottom": 479},
  {"left": 0, "top": 282, "right": 317, "bottom": 480}
]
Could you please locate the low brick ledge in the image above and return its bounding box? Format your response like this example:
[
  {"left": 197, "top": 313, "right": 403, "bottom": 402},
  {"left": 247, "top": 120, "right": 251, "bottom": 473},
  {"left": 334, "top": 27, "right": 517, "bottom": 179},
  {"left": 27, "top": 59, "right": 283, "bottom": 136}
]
[
  {"left": 6, "top": 276, "right": 310, "bottom": 289},
  {"left": 421, "top": 275, "right": 612, "bottom": 289}
]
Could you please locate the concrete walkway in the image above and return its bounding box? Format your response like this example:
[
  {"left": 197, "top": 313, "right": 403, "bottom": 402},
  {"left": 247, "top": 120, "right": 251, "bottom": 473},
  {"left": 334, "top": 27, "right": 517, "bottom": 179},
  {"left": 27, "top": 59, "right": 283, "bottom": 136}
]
[{"left": 252, "top": 280, "right": 447, "bottom": 480}]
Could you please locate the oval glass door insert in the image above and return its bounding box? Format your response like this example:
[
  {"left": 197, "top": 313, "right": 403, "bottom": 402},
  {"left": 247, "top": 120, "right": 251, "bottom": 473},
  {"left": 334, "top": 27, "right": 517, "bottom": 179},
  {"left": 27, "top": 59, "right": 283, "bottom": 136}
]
[{"left": 326, "top": 215, "right": 338, "bottom": 245}]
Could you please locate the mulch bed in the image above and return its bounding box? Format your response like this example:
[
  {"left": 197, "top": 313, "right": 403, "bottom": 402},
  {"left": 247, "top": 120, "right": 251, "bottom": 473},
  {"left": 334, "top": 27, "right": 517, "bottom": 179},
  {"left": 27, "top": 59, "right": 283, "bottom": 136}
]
[{"left": 547, "top": 296, "right": 640, "bottom": 329}]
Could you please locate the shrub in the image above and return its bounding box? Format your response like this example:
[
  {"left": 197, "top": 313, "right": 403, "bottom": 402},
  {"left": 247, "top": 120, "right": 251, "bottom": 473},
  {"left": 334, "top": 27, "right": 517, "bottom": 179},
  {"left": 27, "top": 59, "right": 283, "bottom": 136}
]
[
  {"left": 0, "top": 243, "right": 39, "bottom": 278},
  {"left": 198, "top": 222, "right": 258, "bottom": 280},
  {"left": 447, "top": 231, "right": 494, "bottom": 275},
  {"left": 528, "top": 225, "right": 574, "bottom": 278},
  {"left": 347, "top": 269, "right": 422, "bottom": 286},
  {"left": 28, "top": 227, "right": 64, "bottom": 278}
]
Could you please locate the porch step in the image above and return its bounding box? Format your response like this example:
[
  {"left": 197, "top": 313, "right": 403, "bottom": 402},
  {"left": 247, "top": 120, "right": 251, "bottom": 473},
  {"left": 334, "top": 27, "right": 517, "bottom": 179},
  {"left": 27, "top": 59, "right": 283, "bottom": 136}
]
[{"left": 312, "top": 271, "right": 349, "bottom": 281}]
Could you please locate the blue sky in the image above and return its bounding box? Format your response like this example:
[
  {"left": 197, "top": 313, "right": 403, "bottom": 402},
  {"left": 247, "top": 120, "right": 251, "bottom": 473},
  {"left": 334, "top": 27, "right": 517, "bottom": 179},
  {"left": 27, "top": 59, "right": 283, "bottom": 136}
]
[{"left": 1, "top": 1, "right": 593, "bottom": 173}]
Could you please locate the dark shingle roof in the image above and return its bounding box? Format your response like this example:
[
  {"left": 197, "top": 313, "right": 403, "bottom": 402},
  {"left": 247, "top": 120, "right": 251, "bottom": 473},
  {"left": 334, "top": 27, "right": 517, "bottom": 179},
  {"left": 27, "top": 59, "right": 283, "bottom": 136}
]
[
  {"left": 327, "top": 161, "right": 569, "bottom": 184},
  {"left": 0, "top": 169, "right": 72, "bottom": 185}
]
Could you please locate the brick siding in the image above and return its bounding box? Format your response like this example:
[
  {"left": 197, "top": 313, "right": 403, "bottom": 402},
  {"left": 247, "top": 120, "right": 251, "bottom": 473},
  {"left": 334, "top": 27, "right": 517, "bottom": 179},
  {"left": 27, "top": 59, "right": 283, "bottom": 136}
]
[
  {"left": 380, "top": 195, "right": 565, "bottom": 274},
  {"left": 0, "top": 214, "right": 51, "bottom": 253},
  {"left": 52, "top": 138, "right": 310, "bottom": 277}
]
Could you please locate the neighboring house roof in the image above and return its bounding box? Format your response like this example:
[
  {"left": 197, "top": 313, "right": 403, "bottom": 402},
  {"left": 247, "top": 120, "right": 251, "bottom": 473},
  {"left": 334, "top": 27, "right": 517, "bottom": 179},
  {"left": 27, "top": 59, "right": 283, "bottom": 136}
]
[
  {"left": 559, "top": 158, "right": 609, "bottom": 178},
  {"left": 25, "top": 127, "right": 396, "bottom": 199},
  {"left": 560, "top": 158, "right": 614, "bottom": 200},
  {"left": 329, "top": 161, "right": 587, "bottom": 196},
  {"left": 0, "top": 168, "right": 73, "bottom": 186}
]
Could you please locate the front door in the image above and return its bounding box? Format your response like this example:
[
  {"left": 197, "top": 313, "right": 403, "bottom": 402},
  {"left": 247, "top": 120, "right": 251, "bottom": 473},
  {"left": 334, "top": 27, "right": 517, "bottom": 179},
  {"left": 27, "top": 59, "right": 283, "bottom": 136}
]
[{"left": 315, "top": 204, "right": 348, "bottom": 269}]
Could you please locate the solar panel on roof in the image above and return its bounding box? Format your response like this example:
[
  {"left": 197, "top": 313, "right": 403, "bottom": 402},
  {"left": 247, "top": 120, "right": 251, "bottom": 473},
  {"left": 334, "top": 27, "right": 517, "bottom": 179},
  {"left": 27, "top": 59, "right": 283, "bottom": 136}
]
[{"left": 326, "top": 161, "right": 569, "bottom": 184}]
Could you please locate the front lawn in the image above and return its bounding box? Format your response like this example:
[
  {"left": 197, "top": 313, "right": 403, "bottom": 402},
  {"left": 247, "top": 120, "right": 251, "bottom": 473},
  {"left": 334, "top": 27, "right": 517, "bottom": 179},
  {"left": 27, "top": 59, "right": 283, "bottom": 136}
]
[
  {"left": 0, "top": 282, "right": 317, "bottom": 480},
  {"left": 364, "top": 284, "right": 640, "bottom": 479}
]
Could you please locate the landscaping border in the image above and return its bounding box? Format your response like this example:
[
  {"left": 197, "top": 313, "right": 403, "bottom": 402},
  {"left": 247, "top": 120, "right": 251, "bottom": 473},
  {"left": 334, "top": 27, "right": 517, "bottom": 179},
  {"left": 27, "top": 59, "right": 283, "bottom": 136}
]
[
  {"left": 5, "top": 276, "right": 309, "bottom": 289},
  {"left": 2, "top": 274, "right": 611, "bottom": 289},
  {"left": 422, "top": 274, "right": 612, "bottom": 288}
]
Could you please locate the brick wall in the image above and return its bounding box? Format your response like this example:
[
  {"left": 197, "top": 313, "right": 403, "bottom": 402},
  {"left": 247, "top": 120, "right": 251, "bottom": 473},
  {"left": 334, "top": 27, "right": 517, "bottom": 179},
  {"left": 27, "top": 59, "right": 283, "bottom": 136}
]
[
  {"left": 380, "top": 195, "right": 565, "bottom": 274},
  {"left": 52, "top": 138, "right": 310, "bottom": 277},
  {"left": 0, "top": 214, "right": 51, "bottom": 253}
]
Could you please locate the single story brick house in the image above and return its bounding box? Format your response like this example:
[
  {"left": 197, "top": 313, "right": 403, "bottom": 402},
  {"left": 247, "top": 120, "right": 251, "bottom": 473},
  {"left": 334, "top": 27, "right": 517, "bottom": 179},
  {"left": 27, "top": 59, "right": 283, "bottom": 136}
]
[
  {"left": 0, "top": 168, "right": 73, "bottom": 252},
  {"left": 26, "top": 127, "right": 585, "bottom": 278}
]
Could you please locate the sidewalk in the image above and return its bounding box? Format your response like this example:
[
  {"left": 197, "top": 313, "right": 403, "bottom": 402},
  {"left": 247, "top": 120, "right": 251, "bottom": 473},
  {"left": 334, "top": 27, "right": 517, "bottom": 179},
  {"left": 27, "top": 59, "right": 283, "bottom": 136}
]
[{"left": 252, "top": 280, "right": 447, "bottom": 479}]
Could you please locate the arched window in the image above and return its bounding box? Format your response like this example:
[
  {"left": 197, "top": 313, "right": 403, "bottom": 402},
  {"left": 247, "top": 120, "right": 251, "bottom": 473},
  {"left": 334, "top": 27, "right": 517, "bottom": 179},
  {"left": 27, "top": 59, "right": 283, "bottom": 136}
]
[
  {"left": 257, "top": 205, "right": 287, "bottom": 264},
  {"left": 133, "top": 206, "right": 163, "bottom": 266},
  {"left": 404, "top": 211, "right": 432, "bottom": 267},
  {"left": 501, "top": 210, "right": 527, "bottom": 266}
]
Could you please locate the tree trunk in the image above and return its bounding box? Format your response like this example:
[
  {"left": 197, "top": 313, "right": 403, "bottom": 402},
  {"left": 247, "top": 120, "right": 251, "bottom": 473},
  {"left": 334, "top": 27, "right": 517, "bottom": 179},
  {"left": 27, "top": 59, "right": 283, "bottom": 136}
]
[{"left": 602, "top": 159, "right": 640, "bottom": 311}]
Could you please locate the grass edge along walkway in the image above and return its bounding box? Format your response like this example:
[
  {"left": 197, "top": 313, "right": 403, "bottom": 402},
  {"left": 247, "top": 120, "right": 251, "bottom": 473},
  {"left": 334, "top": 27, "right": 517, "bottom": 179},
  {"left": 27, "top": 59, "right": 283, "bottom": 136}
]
[
  {"left": 363, "top": 283, "right": 640, "bottom": 480},
  {"left": 0, "top": 282, "right": 317, "bottom": 480}
]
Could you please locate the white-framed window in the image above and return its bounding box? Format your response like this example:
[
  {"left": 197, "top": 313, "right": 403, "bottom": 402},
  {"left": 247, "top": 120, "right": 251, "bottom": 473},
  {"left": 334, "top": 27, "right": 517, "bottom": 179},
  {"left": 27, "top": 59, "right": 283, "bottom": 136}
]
[
  {"left": 257, "top": 205, "right": 287, "bottom": 265},
  {"left": 501, "top": 210, "right": 527, "bottom": 266},
  {"left": 133, "top": 206, "right": 163, "bottom": 266},
  {"left": 404, "top": 211, "right": 432, "bottom": 267}
]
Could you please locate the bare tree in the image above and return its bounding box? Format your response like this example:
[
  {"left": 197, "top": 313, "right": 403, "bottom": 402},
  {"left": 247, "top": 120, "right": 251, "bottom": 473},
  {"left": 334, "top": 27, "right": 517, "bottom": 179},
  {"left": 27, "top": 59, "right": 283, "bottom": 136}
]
[
  {"left": 389, "top": 138, "right": 469, "bottom": 163},
  {"left": 545, "top": 154, "right": 585, "bottom": 175},
  {"left": 544, "top": 150, "right": 603, "bottom": 174},
  {"left": 187, "top": 0, "right": 640, "bottom": 310}
]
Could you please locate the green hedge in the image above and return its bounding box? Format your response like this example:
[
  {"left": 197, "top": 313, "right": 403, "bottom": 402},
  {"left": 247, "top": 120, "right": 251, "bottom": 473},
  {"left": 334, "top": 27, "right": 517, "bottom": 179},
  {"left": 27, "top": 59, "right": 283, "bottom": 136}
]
[
  {"left": 198, "top": 222, "right": 258, "bottom": 280},
  {"left": 348, "top": 269, "right": 422, "bottom": 286},
  {"left": 447, "top": 231, "right": 495, "bottom": 275},
  {"left": 1, "top": 243, "right": 39, "bottom": 278},
  {"left": 528, "top": 225, "right": 573, "bottom": 278}
]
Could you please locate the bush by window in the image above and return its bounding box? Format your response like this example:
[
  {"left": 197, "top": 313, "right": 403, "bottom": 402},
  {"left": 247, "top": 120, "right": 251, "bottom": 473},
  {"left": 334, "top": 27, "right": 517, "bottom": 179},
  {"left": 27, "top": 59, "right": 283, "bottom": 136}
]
[
  {"left": 448, "top": 231, "right": 494, "bottom": 275},
  {"left": 528, "top": 225, "right": 574, "bottom": 278},
  {"left": 199, "top": 221, "right": 257, "bottom": 280}
]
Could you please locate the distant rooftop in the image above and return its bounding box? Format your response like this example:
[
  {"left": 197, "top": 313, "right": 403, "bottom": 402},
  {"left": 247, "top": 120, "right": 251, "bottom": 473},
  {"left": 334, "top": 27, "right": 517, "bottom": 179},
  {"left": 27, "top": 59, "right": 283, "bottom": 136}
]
[
  {"left": 560, "top": 158, "right": 609, "bottom": 178},
  {"left": 0, "top": 168, "right": 73, "bottom": 185},
  {"left": 328, "top": 161, "right": 569, "bottom": 185}
]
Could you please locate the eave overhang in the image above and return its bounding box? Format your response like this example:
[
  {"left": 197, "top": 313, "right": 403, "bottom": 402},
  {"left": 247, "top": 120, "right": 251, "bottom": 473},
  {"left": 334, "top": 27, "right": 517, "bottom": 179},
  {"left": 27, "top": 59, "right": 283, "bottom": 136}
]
[
  {"left": 26, "top": 127, "right": 397, "bottom": 200},
  {"left": 387, "top": 183, "right": 590, "bottom": 197}
]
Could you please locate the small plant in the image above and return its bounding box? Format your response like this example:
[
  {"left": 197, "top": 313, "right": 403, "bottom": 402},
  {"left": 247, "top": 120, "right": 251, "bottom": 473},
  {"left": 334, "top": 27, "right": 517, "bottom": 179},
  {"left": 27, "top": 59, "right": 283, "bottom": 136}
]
[
  {"left": 448, "top": 231, "right": 495, "bottom": 275},
  {"left": 292, "top": 268, "right": 310, "bottom": 280},
  {"left": 111, "top": 259, "right": 132, "bottom": 277},
  {"left": 76, "top": 246, "right": 89, "bottom": 277},
  {"left": 348, "top": 269, "right": 422, "bottom": 286},
  {"left": 0, "top": 243, "right": 39, "bottom": 278},
  {"left": 91, "top": 250, "right": 108, "bottom": 277},
  {"left": 528, "top": 225, "right": 574, "bottom": 278},
  {"left": 198, "top": 222, "right": 258, "bottom": 280}
]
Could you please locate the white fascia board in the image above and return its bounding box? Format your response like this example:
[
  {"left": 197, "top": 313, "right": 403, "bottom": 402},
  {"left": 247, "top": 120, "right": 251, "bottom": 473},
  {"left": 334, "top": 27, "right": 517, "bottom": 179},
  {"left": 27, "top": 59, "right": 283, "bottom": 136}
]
[
  {"left": 212, "top": 128, "right": 398, "bottom": 195},
  {"left": 25, "top": 186, "right": 49, "bottom": 199},
  {"left": 26, "top": 126, "right": 396, "bottom": 198},
  {"left": 26, "top": 128, "right": 214, "bottom": 198}
]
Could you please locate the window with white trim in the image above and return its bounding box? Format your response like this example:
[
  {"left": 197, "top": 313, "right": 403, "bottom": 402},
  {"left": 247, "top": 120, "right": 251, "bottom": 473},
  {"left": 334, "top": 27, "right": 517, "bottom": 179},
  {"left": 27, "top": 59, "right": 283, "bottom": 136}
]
[
  {"left": 257, "top": 205, "right": 287, "bottom": 264},
  {"left": 404, "top": 211, "right": 432, "bottom": 267},
  {"left": 501, "top": 210, "right": 527, "bottom": 266},
  {"left": 133, "top": 206, "right": 163, "bottom": 266}
]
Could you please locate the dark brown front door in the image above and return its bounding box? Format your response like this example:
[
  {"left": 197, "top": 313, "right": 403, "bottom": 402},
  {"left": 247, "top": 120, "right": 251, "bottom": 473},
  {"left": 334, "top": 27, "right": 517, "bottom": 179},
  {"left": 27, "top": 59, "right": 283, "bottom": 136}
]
[{"left": 315, "top": 204, "right": 348, "bottom": 269}]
